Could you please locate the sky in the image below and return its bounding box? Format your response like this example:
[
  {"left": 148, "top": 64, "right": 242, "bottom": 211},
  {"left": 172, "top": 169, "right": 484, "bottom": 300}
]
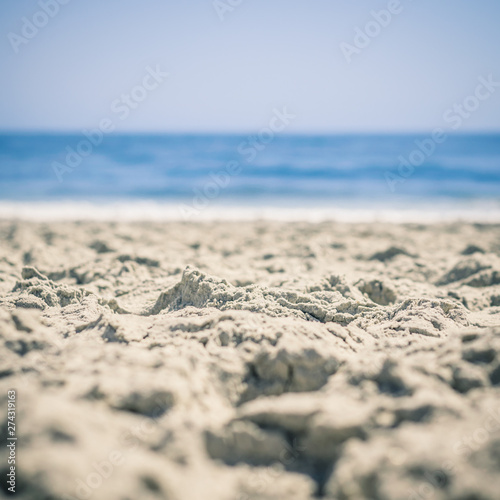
[{"left": 0, "top": 0, "right": 500, "bottom": 133}]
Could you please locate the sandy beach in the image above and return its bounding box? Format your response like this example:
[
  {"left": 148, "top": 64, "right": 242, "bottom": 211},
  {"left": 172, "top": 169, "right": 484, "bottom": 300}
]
[{"left": 1, "top": 219, "right": 500, "bottom": 500}]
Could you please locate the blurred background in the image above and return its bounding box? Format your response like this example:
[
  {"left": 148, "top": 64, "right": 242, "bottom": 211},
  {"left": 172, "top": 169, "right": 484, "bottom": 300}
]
[{"left": 0, "top": 0, "right": 499, "bottom": 219}]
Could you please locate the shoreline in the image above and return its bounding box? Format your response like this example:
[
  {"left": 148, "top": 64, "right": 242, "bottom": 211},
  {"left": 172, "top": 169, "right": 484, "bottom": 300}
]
[{"left": 1, "top": 198, "right": 500, "bottom": 223}]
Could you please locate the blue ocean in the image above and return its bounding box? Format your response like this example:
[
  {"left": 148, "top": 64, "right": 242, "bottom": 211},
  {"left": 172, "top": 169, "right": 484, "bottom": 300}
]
[{"left": 0, "top": 133, "right": 499, "bottom": 219}]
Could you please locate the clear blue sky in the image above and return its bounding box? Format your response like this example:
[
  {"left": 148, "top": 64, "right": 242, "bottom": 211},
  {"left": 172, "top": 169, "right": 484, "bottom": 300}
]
[{"left": 1, "top": 0, "right": 499, "bottom": 133}]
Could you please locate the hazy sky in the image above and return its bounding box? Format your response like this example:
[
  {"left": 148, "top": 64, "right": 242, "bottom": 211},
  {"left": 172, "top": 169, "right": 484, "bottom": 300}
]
[{"left": 1, "top": 0, "right": 500, "bottom": 133}]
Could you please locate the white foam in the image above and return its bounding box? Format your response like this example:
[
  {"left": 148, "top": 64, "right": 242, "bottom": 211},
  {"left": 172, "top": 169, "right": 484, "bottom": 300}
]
[{"left": 1, "top": 199, "right": 500, "bottom": 223}]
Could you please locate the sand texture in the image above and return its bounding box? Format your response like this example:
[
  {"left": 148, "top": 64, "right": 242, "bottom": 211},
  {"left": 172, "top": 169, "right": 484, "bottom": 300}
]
[{"left": 1, "top": 220, "right": 500, "bottom": 500}]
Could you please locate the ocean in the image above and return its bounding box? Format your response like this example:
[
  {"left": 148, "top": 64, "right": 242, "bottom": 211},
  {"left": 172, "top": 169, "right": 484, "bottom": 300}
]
[{"left": 1, "top": 133, "right": 499, "bottom": 221}]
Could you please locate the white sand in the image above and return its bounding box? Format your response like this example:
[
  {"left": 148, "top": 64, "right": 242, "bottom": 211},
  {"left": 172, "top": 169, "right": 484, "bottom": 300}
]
[{"left": 1, "top": 220, "right": 500, "bottom": 500}]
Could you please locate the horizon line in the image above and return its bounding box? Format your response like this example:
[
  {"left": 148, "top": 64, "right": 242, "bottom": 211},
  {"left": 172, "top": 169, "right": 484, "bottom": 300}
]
[{"left": 1, "top": 129, "right": 500, "bottom": 136}]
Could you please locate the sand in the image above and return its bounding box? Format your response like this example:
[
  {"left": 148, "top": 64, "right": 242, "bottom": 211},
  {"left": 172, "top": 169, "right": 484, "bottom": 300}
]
[{"left": 1, "top": 220, "right": 500, "bottom": 500}]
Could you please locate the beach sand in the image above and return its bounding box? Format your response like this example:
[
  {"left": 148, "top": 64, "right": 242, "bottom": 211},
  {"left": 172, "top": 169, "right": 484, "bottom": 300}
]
[{"left": 1, "top": 220, "right": 500, "bottom": 500}]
